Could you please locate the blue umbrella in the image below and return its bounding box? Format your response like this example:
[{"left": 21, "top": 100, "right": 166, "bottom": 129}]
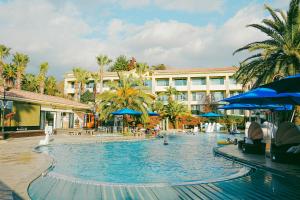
[
  {"left": 199, "top": 112, "right": 224, "bottom": 117},
  {"left": 261, "top": 74, "right": 300, "bottom": 93},
  {"left": 222, "top": 88, "right": 300, "bottom": 105},
  {"left": 218, "top": 103, "right": 293, "bottom": 111},
  {"left": 148, "top": 111, "right": 160, "bottom": 116},
  {"left": 111, "top": 108, "right": 142, "bottom": 115}
]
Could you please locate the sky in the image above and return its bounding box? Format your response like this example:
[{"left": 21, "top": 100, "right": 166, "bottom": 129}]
[{"left": 0, "top": 0, "right": 291, "bottom": 80}]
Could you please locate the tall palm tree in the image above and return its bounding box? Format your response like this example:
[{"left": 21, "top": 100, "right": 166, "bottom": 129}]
[
  {"left": 0, "top": 44, "right": 11, "bottom": 82},
  {"left": 2, "top": 64, "right": 16, "bottom": 87},
  {"left": 136, "top": 62, "right": 150, "bottom": 79},
  {"left": 37, "top": 62, "right": 48, "bottom": 94},
  {"left": 163, "top": 86, "right": 180, "bottom": 102},
  {"left": 90, "top": 72, "right": 100, "bottom": 100},
  {"left": 234, "top": 0, "right": 300, "bottom": 87},
  {"left": 96, "top": 74, "right": 154, "bottom": 123},
  {"left": 22, "top": 73, "right": 38, "bottom": 92},
  {"left": 45, "top": 76, "right": 58, "bottom": 96},
  {"left": 165, "top": 101, "right": 188, "bottom": 129},
  {"left": 72, "top": 67, "right": 89, "bottom": 101},
  {"left": 96, "top": 55, "right": 112, "bottom": 93},
  {"left": 12, "top": 52, "right": 29, "bottom": 90}
]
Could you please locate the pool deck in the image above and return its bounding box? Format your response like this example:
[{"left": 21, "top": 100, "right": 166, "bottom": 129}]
[
  {"left": 214, "top": 145, "right": 300, "bottom": 179},
  {"left": 0, "top": 134, "right": 147, "bottom": 199}
]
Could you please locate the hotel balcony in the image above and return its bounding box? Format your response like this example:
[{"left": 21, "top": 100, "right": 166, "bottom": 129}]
[
  {"left": 173, "top": 85, "right": 188, "bottom": 91},
  {"left": 190, "top": 85, "right": 207, "bottom": 91},
  {"left": 209, "top": 85, "right": 226, "bottom": 90}
]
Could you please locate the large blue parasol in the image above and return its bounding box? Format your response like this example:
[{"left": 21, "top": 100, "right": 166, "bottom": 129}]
[
  {"left": 111, "top": 108, "right": 142, "bottom": 115},
  {"left": 222, "top": 88, "right": 300, "bottom": 105},
  {"left": 260, "top": 74, "right": 300, "bottom": 93},
  {"left": 218, "top": 103, "right": 293, "bottom": 111},
  {"left": 199, "top": 112, "right": 224, "bottom": 117}
]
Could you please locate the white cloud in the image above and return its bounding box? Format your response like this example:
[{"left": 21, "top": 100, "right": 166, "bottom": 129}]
[
  {"left": 0, "top": 0, "right": 268, "bottom": 79},
  {"left": 154, "top": 0, "right": 224, "bottom": 13}
]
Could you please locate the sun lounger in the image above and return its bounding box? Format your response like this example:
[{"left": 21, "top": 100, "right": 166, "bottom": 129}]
[
  {"left": 270, "top": 122, "right": 300, "bottom": 164},
  {"left": 240, "top": 122, "right": 266, "bottom": 154}
]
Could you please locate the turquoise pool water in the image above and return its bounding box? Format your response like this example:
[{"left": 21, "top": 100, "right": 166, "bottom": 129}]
[{"left": 38, "top": 134, "right": 247, "bottom": 185}]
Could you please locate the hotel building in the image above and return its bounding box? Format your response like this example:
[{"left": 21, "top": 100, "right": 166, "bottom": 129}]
[{"left": 64, "top": 67, "right": 244, "bottom": 115}]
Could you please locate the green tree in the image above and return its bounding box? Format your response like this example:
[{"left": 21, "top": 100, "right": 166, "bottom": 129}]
[
  {"left": 96, "top": 55, "right": 112, "bottom": 92},
  {"left": 163, "top": 86, "right": 180, "bottom": 102},
  {"left": 37, "top": 62, "right": 49, "bottom": 94},
  {"left": 151, "top": 64, "right": 167, "bottom": 70},
  {"left": 22, "top": 73, "right": 38, "bottom": 92},
  {"left": 96, "top": 74, "right": 154, "bottom": 123},
  {"left": 0, "top": 44, "right": 11, "bottom": 83},
  {"left": 165, "top": 101, "right": 188, "bottom": 129},
  {"left": 109, "top": 55, "right": 129, "bottom": 72},
  {"left": 80, "top": 90, "right": 95, "bottom": 103},
  {"left": 45, "top": 76, "right": 59, "bottom": 96},
  {"left": 2, "top": 64, "right": 16, "bottom": 87},
  {"left": 72, "top": 67, "right": 89, "bottom": 101},
  {"left": 136, "top": 62, "right": 150, "bottom": 79},
  {"left": 234, "top": 0, "right": 300, "bottom": 87},
  {"left": 90, "top": 72, "right": 100, "bottom": 100},
  {"left": 12, "top": 52, "right": 29, "bottom": 90}
]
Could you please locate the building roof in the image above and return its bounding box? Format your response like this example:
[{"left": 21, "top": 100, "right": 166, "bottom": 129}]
[
  {"left": 64, "top": 66, "right": 238, "bottom": 79},
  {"left": 0, "top": 87, "right": 91, "bottom": 110}
]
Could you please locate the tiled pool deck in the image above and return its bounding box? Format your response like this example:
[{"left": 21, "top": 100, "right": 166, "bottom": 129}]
[{"left": 1, "top": 136, "right": 300, "bottom": 199}]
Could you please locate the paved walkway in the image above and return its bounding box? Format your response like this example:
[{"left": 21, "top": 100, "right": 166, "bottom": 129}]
[
  {"left": 214, "top": 145, "right": 300, "bottom": 178},
  {"left": 0, "top": 134, "right": 146, "bottom": 199}
]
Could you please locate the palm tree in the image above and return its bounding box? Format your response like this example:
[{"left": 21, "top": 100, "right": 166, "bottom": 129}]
[
  {"left": 90, "top": 72, "right": 100, "bottom": 100},
  {"left": 163, "top": 86, "right": 180, "bottom": 102},
  {"left": 96, "top": 74, "right": 154, "bottom": 123},
  {"left": 0, "top": 44, "right": 11, "bottom": 82},
  {"left": 12, "top": 52, "right": 29, "bottom": 90},
  {"left": 72, "top": 67, "right": 89, "bottom": 101},
  {"left": 165, "top": 101, "right": 188, "bottom": 129},
  {"left": 2, "top": 64, "right": 16, "bottom": 87},
  {"left": 37, "top": 62, "right": 48, "bottom": 94},
  {"left": 96, "top": 55, "right": 112, "bottom": 93},
  {"left": 233, "top": 0, "right": 300, "bottom": 87},
  {"left": 136, "top": 62, "right": 150, "bottom": 79},
  {"left": 45, "top": 76, "right": 58, "bottom": 96},
  {"left": 22, "top": 73, "right": 38, "bottom": 92}
]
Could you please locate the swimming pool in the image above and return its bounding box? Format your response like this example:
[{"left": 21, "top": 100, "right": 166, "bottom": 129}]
[{"left": 37, "top": 134, "right": 248, "bottom": 185}]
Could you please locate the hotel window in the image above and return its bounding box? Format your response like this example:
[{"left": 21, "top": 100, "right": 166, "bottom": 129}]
[
  {"left": 103, "top": 80, "right": 110, "bottom": 87},
  {"left": 70, "top": 82, "right": 75, "bottom": 89},
  {"left": 144, "top": 79, "right": 152, "bottom": 88},
  {"left": 174, "top": 78, "right": 187, "bottom": 86},
  {"left": 192, "top": 92, "right": 206, "bottom": 102},
  {"left": 157, "top": 94, "right": 168, "bottom": 102},
  {"left": 210, "top": 77, "right": 224, "bottom": 85},
  {"left": 86, "top": 81, "right": 94, "bottom": 89},
  {"left": 175, "top": 92, "right": 188, "bottom": 101},
  {"left": 211, "top": 91, "right": 225, "bottom": 102},
  {"left": 156, "top": 79, "right": 169, "bottom": 86},
  {"left": 191, "top": 78, "right": 206, "bottom": 85},
  {"left": 191, "top": 104, "right": 205, "bottom": 115},
  {"left": 229, "top": 77, "right": 237, "bottom": 84}
]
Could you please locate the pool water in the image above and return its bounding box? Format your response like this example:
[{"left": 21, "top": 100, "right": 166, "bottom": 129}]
[{"left": 39, "top": 134, "right": 248, "bottom": 185}]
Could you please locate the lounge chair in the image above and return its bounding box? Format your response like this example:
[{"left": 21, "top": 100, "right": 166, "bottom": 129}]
[
  {"left": 241, "top": 122, "right": 266, "bottom": 154},
  {"left": 270, "top": 122, "right": 300, "bottom": 164}
]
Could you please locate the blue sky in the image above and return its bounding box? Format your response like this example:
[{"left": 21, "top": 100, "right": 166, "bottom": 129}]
[{"left": 0, "top": 0, "right": 290, "bottom": 79}]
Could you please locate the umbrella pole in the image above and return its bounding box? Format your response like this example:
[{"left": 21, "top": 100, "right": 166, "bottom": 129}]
[{"left": 290, "top": 108, "right": 296, "bottom": 123}]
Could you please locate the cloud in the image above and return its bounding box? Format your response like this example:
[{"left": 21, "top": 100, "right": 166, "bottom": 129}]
[
  {"left": 154, "top": 0, "right": 224, "bottom": 13},
  {"left": 0, "top": 0, "right": 268, "bottom": 80}
]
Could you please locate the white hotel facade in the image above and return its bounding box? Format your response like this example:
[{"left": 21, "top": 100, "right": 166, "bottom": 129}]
[{"left": 64, "top": 67, "right": 245, "bottom": 115}]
